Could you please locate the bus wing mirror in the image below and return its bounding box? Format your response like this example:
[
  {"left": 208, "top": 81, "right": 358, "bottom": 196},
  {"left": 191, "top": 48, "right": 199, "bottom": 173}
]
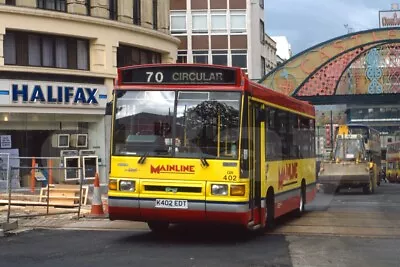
[{"left": 105, "top": 101, "right": 113, "bottom": 115}]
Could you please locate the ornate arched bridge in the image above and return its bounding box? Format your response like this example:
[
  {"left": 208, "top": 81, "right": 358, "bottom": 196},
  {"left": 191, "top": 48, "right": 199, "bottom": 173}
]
[
  {"left": 259, "top": 27, "right": 400, "bottom": 106},
  {"left": 259, "top": 27, "right": 400, "bottom": 151}
]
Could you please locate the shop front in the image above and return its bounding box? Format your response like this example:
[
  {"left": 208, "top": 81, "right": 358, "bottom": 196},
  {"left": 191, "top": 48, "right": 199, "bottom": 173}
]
[{"left": 0, "top": 78, "right": 109, "bottom": 189}]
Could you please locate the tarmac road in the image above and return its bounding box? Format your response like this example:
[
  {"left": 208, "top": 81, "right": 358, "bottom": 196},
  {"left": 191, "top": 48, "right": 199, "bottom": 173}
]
[{"left": 1, "top": 183, "right": 400, "bottom": 267}]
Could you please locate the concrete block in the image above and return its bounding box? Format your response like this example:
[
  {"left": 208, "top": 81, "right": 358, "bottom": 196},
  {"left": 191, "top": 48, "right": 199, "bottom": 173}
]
[{"left": 0, "top": 220, "right": 18, "bottom": 233}]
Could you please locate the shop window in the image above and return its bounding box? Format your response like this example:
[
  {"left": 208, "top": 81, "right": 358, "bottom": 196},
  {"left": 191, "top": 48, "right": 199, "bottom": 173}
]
[
  {"left": 55, "top": 38, "right": 68, "bottom": 68},
  {"left": 261, "top": 56, "right": 266, "bottom": 78},
  {"left": 260, "top": 20, "right": 265, "bottom": 43},
  {"left": 230, "top": 11, "right": 246, "bottom": 33},
  {"left": 212, "top": 50, "right": 228, "bottom": 66},
  {"left": 170, "top": 12, "right": 186, "bottom": 34},
  {"left": 37, "top": 0, "right": 67, "bottom": 12},
  {"left": 117, "top": 45, "right": 162, "bottom": 67},
  {"left": 192, "top": 11, "right": 208, "bottom": 33},
  {"left": 85, "top": 0, "right": 91, "bottom": 15},
  {"left": 42, "top": 37, "right": 54, "bottom": 67},
  {"left": 4, "top": 30, "right": 89, "bottom": 70},
  {"left": 153, "top": 0, "right": 158, "bottom": 30},
  {"left": 28, "top": 35, "right": 41, "bottom": 66},
  {"left": 77, "top": 40, "right": 89, "bottom": 70},
  {"left": 177, "top": 50, "right": 187, "bottom": 63},
  {"left": 109, "top": 0, "right": 118, "bottom": 20},
  {"left": 232, "top": 50, "right": 247, "bottom": 69},
  {"left": 193, "top": 50, "right": 208, "bottom": 64},
  {"left": 211, "top": 12, "right": 227, "bottom": 33},
  {"left": 133, "top": 0, "right": 141, "bottom": 25},
  {"left": 4, "top": 33, "right": 16, "bottom": 65}
]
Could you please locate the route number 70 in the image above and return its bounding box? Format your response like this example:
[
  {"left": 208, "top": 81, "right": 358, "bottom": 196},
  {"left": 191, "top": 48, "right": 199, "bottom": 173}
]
[{"left": 146, "top": 71, "right": 164, "bottom": 83}]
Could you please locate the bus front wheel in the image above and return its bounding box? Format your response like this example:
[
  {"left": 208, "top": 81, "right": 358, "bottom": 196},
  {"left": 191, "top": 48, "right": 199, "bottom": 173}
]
[{"left": 147, "top": 221, "right": 169, "bottom": 233}]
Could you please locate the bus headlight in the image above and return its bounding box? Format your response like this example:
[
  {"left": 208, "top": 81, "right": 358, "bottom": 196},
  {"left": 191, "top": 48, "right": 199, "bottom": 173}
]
[
  {"left": 211, "top": 184, "right": 228, "bottom": 196},
  {"left": 120, "top": 180, "right": 135, "bottom": 192}
]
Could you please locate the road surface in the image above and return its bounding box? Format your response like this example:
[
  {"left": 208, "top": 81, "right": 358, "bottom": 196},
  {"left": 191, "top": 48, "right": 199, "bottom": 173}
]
[{"left": 1, "top": 183, "right": 400, "bottom": 267}]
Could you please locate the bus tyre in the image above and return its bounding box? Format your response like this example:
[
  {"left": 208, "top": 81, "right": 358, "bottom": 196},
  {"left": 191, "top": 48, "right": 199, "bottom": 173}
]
[
  {"left": 296, "top": 183, "right": 306, "bottom": 217},
  {"left": 147, "top": 221, "right": 169, "bottom": 233},
  {"left": 265, "top": 192, "right": 275, "bottom": 230}
]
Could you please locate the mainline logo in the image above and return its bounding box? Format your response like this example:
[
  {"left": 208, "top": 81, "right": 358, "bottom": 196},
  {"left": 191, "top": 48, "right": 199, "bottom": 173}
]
[{"left": 150, "top": 164, "right": 195, "bottom": 174}]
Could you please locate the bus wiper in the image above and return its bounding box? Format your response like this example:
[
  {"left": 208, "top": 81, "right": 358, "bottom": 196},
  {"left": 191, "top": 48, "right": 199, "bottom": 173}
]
[
  {"left": 138, "top": 152, "right": 149, "bottom": 164},
  {"left": 200, "top": 156, "right": 209, "bottom": 168}
]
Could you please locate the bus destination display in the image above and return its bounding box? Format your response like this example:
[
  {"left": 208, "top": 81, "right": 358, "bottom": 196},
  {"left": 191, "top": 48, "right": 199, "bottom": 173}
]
[{"left": 120, "top": 66, "right": 237, "bottom": 85}]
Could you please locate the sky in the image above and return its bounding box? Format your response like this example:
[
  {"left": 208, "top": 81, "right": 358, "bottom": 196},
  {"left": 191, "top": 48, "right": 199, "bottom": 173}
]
[{"left": 265, "top": 0, "right": 396, "bottom": 55}]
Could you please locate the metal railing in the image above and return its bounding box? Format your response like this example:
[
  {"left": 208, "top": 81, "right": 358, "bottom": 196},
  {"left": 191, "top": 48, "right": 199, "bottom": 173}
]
[{"left": 0, "top": 154, "right": 90, "bottom": 222}]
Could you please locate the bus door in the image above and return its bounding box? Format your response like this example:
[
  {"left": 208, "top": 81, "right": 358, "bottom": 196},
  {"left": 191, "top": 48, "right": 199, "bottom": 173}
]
[{"left": 249, "top": 101, "right": 265, "bottom": 224}]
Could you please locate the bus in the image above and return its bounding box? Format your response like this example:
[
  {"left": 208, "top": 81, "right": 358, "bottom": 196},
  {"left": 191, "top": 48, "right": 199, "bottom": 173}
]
[
  {"left": 108, "top": 64, "right": 317, "bottom": 232},
  {"left": 386, "top": 141, "right": 400, "bottom": 183}
]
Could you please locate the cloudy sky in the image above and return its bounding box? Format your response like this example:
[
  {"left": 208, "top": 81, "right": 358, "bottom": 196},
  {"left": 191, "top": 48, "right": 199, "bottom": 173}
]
[{"left": 265, "top": 0, "right": 395, "bottom": 55}]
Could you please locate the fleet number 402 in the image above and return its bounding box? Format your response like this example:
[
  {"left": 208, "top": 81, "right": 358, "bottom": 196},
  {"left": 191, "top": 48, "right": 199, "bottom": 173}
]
[
  {"left": 223, "top": 175, "right": 237, "bottom": 181},
  {"left": 146, "top": 71, "right": 164, "bottom": 83}
]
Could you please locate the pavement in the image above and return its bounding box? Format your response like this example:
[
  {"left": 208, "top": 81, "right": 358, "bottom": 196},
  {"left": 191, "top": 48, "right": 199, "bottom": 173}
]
[{"left": 1, "top": 183, "right": 400, "bottom": 266}]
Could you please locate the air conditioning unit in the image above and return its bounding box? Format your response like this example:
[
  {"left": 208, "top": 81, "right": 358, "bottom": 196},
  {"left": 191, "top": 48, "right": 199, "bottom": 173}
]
[
  {"left": 82, "top": 156, "right": 99, "bottom": 180},
  {"left": 79, "top": 149, "right": 96, "bottom": 157},
  {"left": 52, "top": 134, "right": 70, "bottom": 148},
  {"left": 70, "top": 134, "right": 88, "bottom": 148},
  {"left": 60, "top": 150, "right": 79, "bottom": 158},
  {"left": 64, "top": 156, "right": 81, "bottom": 181}
]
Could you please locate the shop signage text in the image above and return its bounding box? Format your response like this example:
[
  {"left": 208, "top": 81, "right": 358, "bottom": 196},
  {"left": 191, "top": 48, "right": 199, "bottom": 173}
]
[
  {"left": 11, "top": 84, "right": 99, "bottom": 104},
  {"left": 379, "top": 11, "right": 400, "bottom": 27}
]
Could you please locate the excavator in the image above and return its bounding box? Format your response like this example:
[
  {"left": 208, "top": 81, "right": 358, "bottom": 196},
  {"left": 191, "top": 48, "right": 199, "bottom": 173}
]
[{"left": 318, "top": 125, "right": 379, "bottom": 194}]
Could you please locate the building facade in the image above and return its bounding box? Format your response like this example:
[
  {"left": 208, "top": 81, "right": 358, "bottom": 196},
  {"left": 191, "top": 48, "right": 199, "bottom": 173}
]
[
  {"left": 263, "top": 34, "right": 277, "bottom": 75},
  {"left": 170, "top": 0, "right": 275, "bottom": 80},
  {"left": 0, "top": 0, "right": 179, "bottom": 187}
]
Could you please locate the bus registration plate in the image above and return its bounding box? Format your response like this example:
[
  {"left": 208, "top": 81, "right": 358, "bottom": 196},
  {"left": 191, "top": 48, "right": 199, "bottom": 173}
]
[{"left": 155, "top": 199, "right": 188, "bottom": 209}]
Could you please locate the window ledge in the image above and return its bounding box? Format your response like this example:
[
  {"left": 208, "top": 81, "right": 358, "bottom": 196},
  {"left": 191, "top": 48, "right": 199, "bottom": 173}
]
[
  {"left": 0, "top": 5, "right": 180, "bottom": 45},
  {"left": 0, "top": 65, "right": 116, "bottom": 79}
]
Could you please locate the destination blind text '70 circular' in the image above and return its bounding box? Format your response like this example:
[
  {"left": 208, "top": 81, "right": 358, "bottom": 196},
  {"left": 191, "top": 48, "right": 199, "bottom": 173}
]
[{"left": 120, "top": 66, "right": 237, "bottom": 85}]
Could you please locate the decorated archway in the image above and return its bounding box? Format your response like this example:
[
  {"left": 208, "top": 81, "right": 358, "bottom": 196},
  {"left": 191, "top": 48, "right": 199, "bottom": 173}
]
[
  {"left": 259, "top": 27, "right": 400, "bottom": 98},
  {"left": 259, "top": 28, "right": 400, "bottom": 156}
]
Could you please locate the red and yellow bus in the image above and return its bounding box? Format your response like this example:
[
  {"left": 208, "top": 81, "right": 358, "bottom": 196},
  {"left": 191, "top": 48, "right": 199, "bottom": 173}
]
[
  {"left": 108, "top": 64, "right": 317, "bottom": 232},
  {"left": 386, "top": 141, "right": 400, "bottom": 183}
]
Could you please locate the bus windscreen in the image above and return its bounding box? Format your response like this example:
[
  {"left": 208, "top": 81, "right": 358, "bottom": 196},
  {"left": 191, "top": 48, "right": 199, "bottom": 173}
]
[{"left": 112, "top": 90, "right": 241, "bottom": 159}]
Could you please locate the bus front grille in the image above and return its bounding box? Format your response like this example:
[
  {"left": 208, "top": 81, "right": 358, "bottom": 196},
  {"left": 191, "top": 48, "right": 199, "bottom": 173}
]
[{"left": 144, "top": 185, "right": 202, "bottom": 193}]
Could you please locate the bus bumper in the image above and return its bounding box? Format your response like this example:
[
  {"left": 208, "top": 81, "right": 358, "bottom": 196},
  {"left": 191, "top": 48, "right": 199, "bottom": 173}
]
[{"left": 108, "top": 197, "right": 250, "bottom": 226}]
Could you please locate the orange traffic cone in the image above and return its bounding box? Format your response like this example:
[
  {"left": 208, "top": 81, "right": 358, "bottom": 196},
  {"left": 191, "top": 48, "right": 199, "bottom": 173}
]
[{"left": 90, "top": 173, "right": 105, "bottom": 216}]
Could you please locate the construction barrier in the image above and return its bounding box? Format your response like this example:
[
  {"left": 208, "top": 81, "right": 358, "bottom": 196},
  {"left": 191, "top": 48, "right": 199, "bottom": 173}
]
[{"left": 0, "top": 155, "right": 98, "bottom": 224}]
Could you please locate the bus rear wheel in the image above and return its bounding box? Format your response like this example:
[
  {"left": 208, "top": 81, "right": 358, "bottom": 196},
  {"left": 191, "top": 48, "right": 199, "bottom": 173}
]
[
  {"left": 265, "top": 191, "right": 275, "bottom": 230},
  {"left": 295, "top": 182, "right": 306, "bottom": 217},
  {"left": 147, "top": 221, "right": 169, "bottom": 233}
]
